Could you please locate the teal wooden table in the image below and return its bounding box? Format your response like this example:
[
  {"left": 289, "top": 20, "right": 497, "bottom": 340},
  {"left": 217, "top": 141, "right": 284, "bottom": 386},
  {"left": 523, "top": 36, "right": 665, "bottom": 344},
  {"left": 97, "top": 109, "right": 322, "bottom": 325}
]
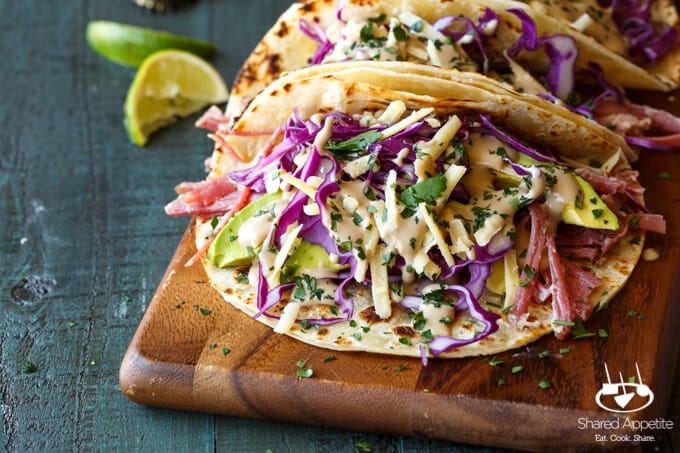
[{"left": 1, "top": 1, "right": 678, "bottom": 451}]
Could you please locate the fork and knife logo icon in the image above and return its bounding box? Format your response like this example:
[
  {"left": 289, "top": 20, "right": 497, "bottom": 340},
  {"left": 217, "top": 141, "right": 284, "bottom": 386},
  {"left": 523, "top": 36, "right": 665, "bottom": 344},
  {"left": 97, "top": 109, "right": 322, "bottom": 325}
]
[{"left": 595, "top": 362, "right": 654, "bottom": 413}]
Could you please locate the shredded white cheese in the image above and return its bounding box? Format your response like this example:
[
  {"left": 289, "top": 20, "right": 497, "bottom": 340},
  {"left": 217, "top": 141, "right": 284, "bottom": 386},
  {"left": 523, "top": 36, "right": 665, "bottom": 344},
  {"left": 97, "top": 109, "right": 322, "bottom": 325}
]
[
  {"left": 418, "top": 203, "right": 454, "bottom": 267},
  {"left": 380, "top": 107, "right": 434, "bottom": 139}
]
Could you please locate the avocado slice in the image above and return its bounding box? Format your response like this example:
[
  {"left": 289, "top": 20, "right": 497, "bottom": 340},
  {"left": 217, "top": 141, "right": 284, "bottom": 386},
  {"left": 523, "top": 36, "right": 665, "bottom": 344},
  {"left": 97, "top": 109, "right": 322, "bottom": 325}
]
[
  {"left": 281, "top": 240, "right": 348, "bottom": 282},
  {"left": 516, "top": 153, "right": 618, "bottom": 231},
  {"left": 561, "top": 175, "right": 619, "bottom": 230},
  {"left": 207, "top": 191, "right": 282, "bottom": 268}
]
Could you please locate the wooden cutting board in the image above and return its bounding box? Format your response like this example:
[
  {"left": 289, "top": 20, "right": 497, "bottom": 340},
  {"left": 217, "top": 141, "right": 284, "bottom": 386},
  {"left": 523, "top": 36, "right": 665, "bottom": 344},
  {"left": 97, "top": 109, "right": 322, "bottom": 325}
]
[{"left": 120, "top": 94, "right": 680, "bottom": 452}]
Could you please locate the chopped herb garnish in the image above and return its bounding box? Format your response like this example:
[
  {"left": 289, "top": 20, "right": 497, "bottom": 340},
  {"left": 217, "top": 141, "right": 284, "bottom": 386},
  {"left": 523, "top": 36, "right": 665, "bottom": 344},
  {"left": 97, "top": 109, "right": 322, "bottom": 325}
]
[
  {"left": 295, "top": 360, "right": 313, "bottom": 378},
  {"left": 511, "top": 365, "right": 523, "bottom": 374},
  {"left": 592, "top": 208, "right": 604, "bottom": 219},
  {"left": 538, "top": 380, "right": 552, "bottom": 389},
  {"left": 559, "top": 348, "right": 571, "bottom": 354},
  {"left": 236, "top": 272, "right": 249, "bottom": 284},
  {"left": 598, "top": 328, "right": 608, "bottom": 338},
  {"left": 392, "top": 24, "right": 407, "bottom": 41},
  {"left": 658, "top": 171, "right": 672, "bottom": 180},
  {"left": 22, "top": 361, "right": 38, "bottom": 374},
  {"left": 398, "top": 174, "right": 447, "bottom": 208},
  {"left": 199, "top": 307, "right": 212, "bottom": 316},
  {"left": 398, "top": 337, "right": 413, "bottom": 346},
  {"left": 324, "top": 355, "right": 337, "bottom": 363},
  {"left": 552, "top": 320, "right": 575, "bottom": 326},
  {"left": 397, "top": 364, "right": 408, "bottom": 372},
  {"left": 488, "top": 356, "right": 504, "bottom": 367},
  {"left": 498, "top": 378, "right": 506, "bottom": 386},
  {"left": 327, "top": 130, "right": 382, "bottom": 154},
  {"left": 571, "top": 319, "right": 595, "bottom": 339},
  {"left": 246, "top": 246, "right": 256, "bottom": 257},
  {"left": 538, "top": 351, "right": 550, "bottom": 358},
  {"left": 355, "top": 440, "right": 373, "bottom": 453},
  {"left": 222, "top": 347, "right": 231, "bottom": 355}
]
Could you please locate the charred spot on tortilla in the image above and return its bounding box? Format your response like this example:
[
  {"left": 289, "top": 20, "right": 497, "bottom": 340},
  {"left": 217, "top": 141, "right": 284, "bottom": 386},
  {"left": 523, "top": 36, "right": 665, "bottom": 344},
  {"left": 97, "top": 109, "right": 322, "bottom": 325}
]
[
  {"left": 275, "top": 20, "right": 289, "bottom": 38},
  {"left": 393, "top": 326, "right": 417, "bottom": 338},
  {"left": 266, "top": 53, "right": 281, "bottom": 77}
]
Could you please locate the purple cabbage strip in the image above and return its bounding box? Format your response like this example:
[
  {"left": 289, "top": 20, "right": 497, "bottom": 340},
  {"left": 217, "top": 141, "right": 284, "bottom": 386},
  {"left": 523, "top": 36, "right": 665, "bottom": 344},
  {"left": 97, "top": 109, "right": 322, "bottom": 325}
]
[
  {"left": 433, "top": 8, "right": 499, "bottom": 74},
  {"left": 606, "top": 0, "right": 678, "bottom": 64},
  {"left": 625, "top": 135, "right": 675, "bottom": 151},
  {"left": 299, "top": 18, "right": 335, "bottom": 64},
  {"left": 506, "top": 8, "right": 578, "bottom": 99},
  {"left": 426, "top": 284, "right": 500, "bottom": 356},
  {"left": 255, "top": 282, "right": 295, "bottom": 318},
  {"left": 476, "top": 114, "right": 557, "bottom": 163},
  {"left": 336, "top": 0, "right": 346, "bottom": 23}
]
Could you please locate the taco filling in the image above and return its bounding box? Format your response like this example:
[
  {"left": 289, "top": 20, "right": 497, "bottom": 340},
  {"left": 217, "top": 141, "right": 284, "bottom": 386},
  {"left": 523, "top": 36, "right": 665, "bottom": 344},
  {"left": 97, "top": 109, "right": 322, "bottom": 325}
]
[
  {"left": 168, "top": 78, "right": 665, "bottom": 358},
  {"left": 302, "top": 3, "right": 680, "bottom": 149}
]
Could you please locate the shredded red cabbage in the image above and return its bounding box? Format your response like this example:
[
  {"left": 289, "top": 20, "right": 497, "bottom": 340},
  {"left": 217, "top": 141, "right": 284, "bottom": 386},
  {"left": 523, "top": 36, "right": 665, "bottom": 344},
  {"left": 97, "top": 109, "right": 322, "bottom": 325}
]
[
  {"left": 299, "top": 18, "right": 335, "bottom": 65},
  {"left": 433, "top": 9, "right": 499, "bottom": 74},
  {"left": 476, "top": 114, "right": 557, "bottom": 163},
  {"left": 603, "top": 0, "right": 679, "bottom": 64},
  {"left": 426, "top": 283, "right": 500, "bottom": 355},
  {"left": 507, "top": 8, "right": 579, "bottom": 99}
]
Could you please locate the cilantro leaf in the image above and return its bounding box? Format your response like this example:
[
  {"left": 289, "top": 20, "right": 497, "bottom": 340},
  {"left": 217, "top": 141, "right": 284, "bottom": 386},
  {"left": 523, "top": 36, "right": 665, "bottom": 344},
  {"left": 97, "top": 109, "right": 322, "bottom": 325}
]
[
  {"left": 326, "top": 130, "right": 382, "bottom": 156},
  {"left": 398, "top": 174, "right": 447, "bottom": 208}
]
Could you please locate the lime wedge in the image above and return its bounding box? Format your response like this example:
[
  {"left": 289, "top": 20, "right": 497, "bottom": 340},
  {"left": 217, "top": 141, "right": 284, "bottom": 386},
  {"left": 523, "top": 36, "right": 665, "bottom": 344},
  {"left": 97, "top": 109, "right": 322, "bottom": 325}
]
[
  {"left": 124, "top": 49, "right": 228, "bottom": 146},
  {"left": 86, "top": 21, "right": 216, "bottom": 67}
]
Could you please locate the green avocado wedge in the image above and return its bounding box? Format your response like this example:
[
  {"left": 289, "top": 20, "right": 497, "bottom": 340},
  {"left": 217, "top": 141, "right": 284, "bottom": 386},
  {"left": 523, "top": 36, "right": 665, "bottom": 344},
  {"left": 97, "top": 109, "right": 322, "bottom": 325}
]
[
  {"left": 516, "top": 154, "right": 619, "bottom": 231},
  {"left": 207, "top": 191, "right": 282, "bottom": 268},
  {"left": 281, "top": 241, "right": 348, "bottom": 282}
]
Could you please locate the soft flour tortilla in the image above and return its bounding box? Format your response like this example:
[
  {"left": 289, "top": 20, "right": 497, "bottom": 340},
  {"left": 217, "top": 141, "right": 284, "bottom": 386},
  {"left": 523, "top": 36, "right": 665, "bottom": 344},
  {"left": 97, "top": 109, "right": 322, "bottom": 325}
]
[
  {"left": 227, "top": 0, "right": 680, "bottom": 118},
  {"left": 212, "top": 61, "right": 635, "bottom": 177},
  {"left": 202, "top": 64, "right": 644, "bottom": 358}
]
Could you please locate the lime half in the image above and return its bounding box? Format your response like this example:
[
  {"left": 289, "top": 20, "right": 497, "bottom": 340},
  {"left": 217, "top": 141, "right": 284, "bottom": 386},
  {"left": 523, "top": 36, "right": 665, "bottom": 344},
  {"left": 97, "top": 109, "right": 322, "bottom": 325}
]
[
  {"left": 124, "top": 50, "right": 228, "bottom": 146},
  {"left": 87, "top": 21, "right": 216, "bottom": 67}
]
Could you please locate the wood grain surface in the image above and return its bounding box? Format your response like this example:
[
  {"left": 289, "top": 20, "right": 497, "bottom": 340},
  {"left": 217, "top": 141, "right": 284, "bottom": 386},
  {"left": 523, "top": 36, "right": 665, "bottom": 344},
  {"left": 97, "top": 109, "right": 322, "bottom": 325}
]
[
  {"left": 120, "top": 96, "right": 680, "bottom": 451},
  {"left": 1, "top": 0, "right": 679, "bottom": 451}
]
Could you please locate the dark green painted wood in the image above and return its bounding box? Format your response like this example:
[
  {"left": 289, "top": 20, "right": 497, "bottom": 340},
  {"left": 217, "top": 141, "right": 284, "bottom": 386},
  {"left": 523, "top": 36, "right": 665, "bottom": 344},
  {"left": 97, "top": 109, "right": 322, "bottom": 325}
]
[{"left": 0, "top": 0, "right": 677, "bottom": 452}]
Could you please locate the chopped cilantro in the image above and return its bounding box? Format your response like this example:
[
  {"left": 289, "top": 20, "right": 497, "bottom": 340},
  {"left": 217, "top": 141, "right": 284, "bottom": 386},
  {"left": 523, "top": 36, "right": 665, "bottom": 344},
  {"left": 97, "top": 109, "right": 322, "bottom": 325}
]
[
  {"left": 488, "top": 356, "right": 504, "bottom": 367},
  {"left": 511, "top": 365, "right": 523, "bottom": 374},
  {"left": 392, "top": 24, "right": 407, "bottom": 41},
  {"left": 22, "top": 361, "right": 38, "bottom": 374},
  {"left": 538, "top": 380, "right": 552, "bottom": 389},
  {"left": 295, "top": 360, "right": 313, "bottom": 378},
  {"left": 324, "top": 355, "right": 337, "bottom": 363},
  {"left": 398, "top": 174, "right": 447, "bottom": 208},
  {"left": 327, "top": 130, "right": 382, "bottom": 155}
]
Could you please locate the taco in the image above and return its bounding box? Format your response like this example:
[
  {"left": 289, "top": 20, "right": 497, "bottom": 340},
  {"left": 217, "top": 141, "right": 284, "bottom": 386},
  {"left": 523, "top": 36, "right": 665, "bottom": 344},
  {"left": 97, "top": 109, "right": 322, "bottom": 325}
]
[
  {"left": 216, "top": 0, "right": 680, "bottom": 150},
  {"left": 167, "top": 63, "right": 665, "bottom": 358}
]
